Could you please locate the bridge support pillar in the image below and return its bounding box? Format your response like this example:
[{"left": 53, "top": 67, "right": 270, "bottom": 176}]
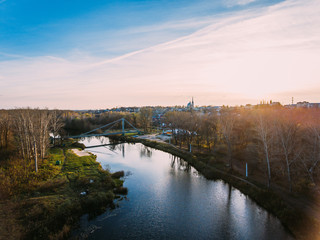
[{"left": 122, "top": 118, "right": 125, "bottom": 136}]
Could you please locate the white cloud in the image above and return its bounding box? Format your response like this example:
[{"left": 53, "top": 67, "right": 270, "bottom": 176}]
[
  {"left": 225, "top": 0, "right": 257, "bottom": 8},
  {"left": 1, "top": 0, "right": 320, "bottom": 109}
]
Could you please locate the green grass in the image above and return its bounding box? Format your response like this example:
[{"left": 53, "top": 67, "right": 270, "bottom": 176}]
[
  {"left": 11, "top": 142, "right": 127, "bottom": 239},
  {"left": 64, "top": 151, "right": 99, "bottom": 172},
  {"left": 124, "top": 132, "right": 139, "bottom": 136}
]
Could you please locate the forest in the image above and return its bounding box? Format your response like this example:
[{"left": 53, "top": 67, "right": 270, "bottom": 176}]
[
  {"left": 163, "top": 106, "right": 320, "bottom": 194},
  {"left": 0, "top": 109, "right": 63, "bottom": 190}
]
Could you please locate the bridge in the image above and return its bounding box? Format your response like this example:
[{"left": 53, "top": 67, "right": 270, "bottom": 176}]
[{"left": 69, "top": 118, "right": 141, "bottom": 139}]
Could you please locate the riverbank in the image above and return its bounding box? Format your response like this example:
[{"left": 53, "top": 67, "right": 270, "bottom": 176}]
[
  {"left": 0, "top": 141, "right": 127, "bottom": 239},
  {"left": 111, "top": 135, "right": 320, "bottom": 240}
]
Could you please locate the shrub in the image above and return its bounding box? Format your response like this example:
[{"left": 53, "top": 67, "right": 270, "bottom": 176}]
[
  {"left": 114, "top": 187, "right": 128, "bottom": 195},
  {"left": 111, "top": 171, "right": 124, "bottom": 178}
]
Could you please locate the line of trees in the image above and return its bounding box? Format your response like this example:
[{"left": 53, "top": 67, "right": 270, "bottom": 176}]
[
  {"left": 0, "top": 110, "right": 10, "bottom": 149},
  {"left": 164, "top": 106, "right": 320, "bottom": 192},
  {"left": 3, "top": 106, "right": 319, "bottom": 192},
  {"left": 0, "top": 109, "right": 64, "bottom": 172},
  {"left": 63, "top": 107, "right": 154, "bottom": 135}
]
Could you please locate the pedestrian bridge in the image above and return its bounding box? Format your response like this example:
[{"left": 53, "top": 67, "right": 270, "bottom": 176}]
[{"left": 68, "top": 118, "right": 141, "bottom": 139}]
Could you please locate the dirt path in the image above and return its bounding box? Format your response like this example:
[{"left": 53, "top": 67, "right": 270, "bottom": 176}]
[
  {"left": 137, "top": 134, "right": 171, "bottom": 143},
  {"left": 71, "top": 148, "right": 90, "bottom": 157}
]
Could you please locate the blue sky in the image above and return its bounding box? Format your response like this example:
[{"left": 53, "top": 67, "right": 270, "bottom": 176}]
[
  {"left": 0, "top": 0, "right": 283, "bottom": 58},
  {"left": 0, "top": 0, "right": 319, "bottom": 109}
]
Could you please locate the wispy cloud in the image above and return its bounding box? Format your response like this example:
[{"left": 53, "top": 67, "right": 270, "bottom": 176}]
[
  {"left": 0, "top": 0, "right": 6, "bottom": 4},
  {"left": 225, "top": 0, "right": 257, "bottom": 8},
  {"left": 1, "top": 0, "right": 319, "bottom": 109}
]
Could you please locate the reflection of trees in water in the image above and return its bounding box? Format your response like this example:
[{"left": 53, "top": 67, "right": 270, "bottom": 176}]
[
  {"left": 108, "top": 144, "right": 117, "bottom": 151},
  {"left": 97, "top": 136, "right": 107, "bottom": 144},
  {"left": 170, "top": 155, "right": 176, "bottom": 168},
  {"left": 81, "top": 136, "right": 110, "bottom": 145},
  {"left": 214, "top": 183, "right": 233, "bottom": 240},
  {"left": 109, "top": 138, "right": 121, "bottom": 146},
  {"left": 140, "top": 145, "right": 153, "bottom": 158},
  {"left": 170, "top": 155, "right": 191, "bottom": 172},
  {"left": 227, "top": 184, "right": 232, "bottom": 202},
  {"left": 114, "top": 143, "right": 123, "bottom": 151},
  {"left": 103, "top": 142, "right": 122, "bottom": 155}
]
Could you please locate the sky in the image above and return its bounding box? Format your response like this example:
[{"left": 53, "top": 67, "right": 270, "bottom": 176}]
[{"left": 0, "top": 0, "right": 319, "bottom": 109}]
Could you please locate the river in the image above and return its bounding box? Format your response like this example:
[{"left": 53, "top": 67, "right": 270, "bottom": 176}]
[{"left": 75, "top": 137, "right": 293, "bottom": 240}]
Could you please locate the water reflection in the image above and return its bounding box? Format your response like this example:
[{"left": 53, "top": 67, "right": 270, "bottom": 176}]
[
  {"left": 122, "top": 144, "right": 125, "bottom": 158},
  {"left": 170, "top": 155, "right": 191, "bottom": 173},
  {"left": 140, "top": 145, "right": 153, "bottom": 158},
  {"left": 75, "top": 137, "right": 293, "bottom": 240}
]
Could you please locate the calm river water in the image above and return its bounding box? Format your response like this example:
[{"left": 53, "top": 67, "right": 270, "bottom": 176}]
[{"left": 76, "top": 137, "right": 293, "bottom": 240}]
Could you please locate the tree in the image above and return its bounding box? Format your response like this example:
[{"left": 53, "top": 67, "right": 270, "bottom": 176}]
[
  {"left": 0, "top": 111, "right": 11, "bottom": 149},
  {"left": 50, "top": 109, "right": 64, "bottom": 146},
  {"left": 255, "top": 109, "right": 274, "bottom": 188},
  {"left": 37, "top": 109, "right": 52, "bottom": 159},
  {"left": 164, "top": 111, "right": 179, "bottom": 145},
  {"left": 180, "top": 112, "right": 197, "bottom": 151},
  {"left": 274, "top": 109, "right": 300, "bottom": 192},
  {"left": 13, "top": 108, "right": 52, "bottom": 172},
  {"left": 219, "top": 109, "right": 236, "bottom": 169},
  {"left": 199, "top": 112, "right": 218, "bottom": 152},
  {"left": 138, "top": 107, "right": 153, "bottom": 133},
  {"left": 300, "top": 109, "right": 320, "bottom": 186}
]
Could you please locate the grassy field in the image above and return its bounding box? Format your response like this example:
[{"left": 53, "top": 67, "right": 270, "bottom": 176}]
[{"left": 0, "top": 141, "right": 126, "bottom": 240}]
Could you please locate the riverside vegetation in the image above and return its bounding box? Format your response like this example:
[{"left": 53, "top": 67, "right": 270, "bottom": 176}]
[
  {"left": 0, "top": 109, "right": 126, "bottom": 239},
  {"left": 103, "top": 105, "right": 320, "bottom": 240},
  {"left": 1, "top": 105, "right": 320, "bottom": 239},
  {"left": 113, "top": 136, "right": 310, "bottom": 239}
]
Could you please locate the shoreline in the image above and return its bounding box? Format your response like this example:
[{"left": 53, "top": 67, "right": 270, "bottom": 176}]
[
  {"left": 0, "top": 142, "right": 127, "bottom": 239},
  {"left": 111, "top": 135, "right": 320, "bottom": 240}
]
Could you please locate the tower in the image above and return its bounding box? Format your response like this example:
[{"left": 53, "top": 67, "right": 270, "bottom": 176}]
[{"left": 192, "top": 97, "right": 194, "bottom": 108}]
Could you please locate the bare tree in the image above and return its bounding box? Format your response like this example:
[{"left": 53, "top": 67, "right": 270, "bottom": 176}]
[
  {"left": 275, "top": 109, "right": 300, "bottom": 192},
  {"left": 0, "top": 111, "right": 11, "bottom": 149},
  {"left": 219, "top": 109, "right": 236, "bottom": 169},
  {"left": 38, "top": 109, "right": 52, "bottom": 159},
  {"left": 255, "top": 109, "right": 274, "bottom": 188},
  {"left": 50, "top": 109, "right": 64, "bottom": 146},
  {"left": 199, "top": 112, "right": 218, "bottom": 152},
  {"left": 180, "top": 112, "right": 197, "bottom": 151},
  {"left": 138, "top": 107, "right": 153, "bottom": 133},
  {"left": 13, "top": 108, "right": 53, "bottom": 172},
  {"left": 164, "top": 111, "right": 179, "bottom": 145},
  {"left": 300, "top": 109, "right": 320, "bottom": 186}
]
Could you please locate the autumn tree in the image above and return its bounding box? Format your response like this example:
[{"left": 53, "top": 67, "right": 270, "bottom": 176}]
[
  {"left": 164, "top": 111, "right": 179, "bottom": 145},
  {"left": 138, "top": 107, "right": 153, "bottom": 133},
  {"left": 219, "top": 108, "right": 236, "bottom": 169},
  {"left": 0, "top": 111, "right": 11, "bottom": 149},
  {"left": 199, "top": 112, "right": 218, "bottom": 152},
  {"left": 300, "top": 109, "right": 320, "bottom": 185},
  {"left": 255, "top": 108, "right": 274, "bottom": 188},
  {"left": 13, "top": 108, "right": 52, "bottom": 172},
  {"left": 50, "top": 109, "right": 64, "bottom": 146},
  {"left": 274, "top": 109, "right": 301, "bottom": 192}
]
